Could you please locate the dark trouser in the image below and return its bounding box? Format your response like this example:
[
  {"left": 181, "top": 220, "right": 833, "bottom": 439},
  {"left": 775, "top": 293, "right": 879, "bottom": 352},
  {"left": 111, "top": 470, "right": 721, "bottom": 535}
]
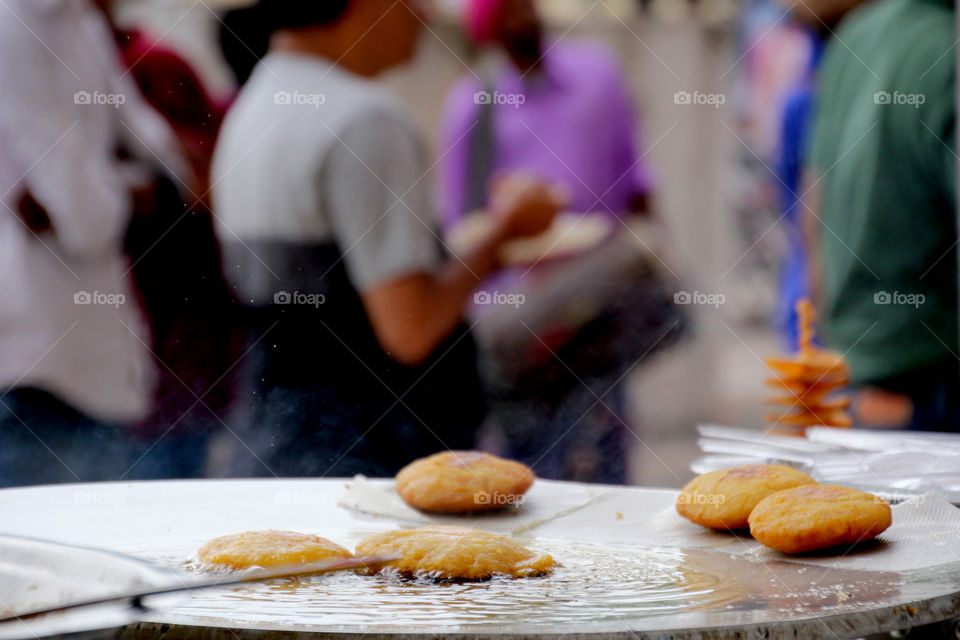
[
  {"left": 479, "top": 261, "right": 687, "bottom": 485},
  {"left": 873, "top": 362, "right": 960, "bottom": 432},
  {"left": 123, "top": 417, "right": 212, "bottom": 481},
  {"left": 0, "top": 387, "right": 210, "bottom": 488},
  {"left": 228, "top": 383, "right": 478, "bottom": 479},
  {"left": 0, "top": 388, "right": 132, "bottom": 487},
  {"left": 488, "top": 376, "right": 629, "bottom": 485},
  {"left": 904, "top": 384, "right": 960, "bottom": 432}
]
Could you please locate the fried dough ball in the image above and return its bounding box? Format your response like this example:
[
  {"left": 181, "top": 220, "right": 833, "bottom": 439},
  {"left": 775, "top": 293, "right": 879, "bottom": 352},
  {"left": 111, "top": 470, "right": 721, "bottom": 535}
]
[
  {"left": 355, "top": 525, "right": 554, "bottom": 580},
  {"left": 676, "top": 464, "right": 817, "bottom": 530},
  {"left": 196, "top": 530, "right": 353, "bottom": 570},
  {"left": 748, "top": 485, "right": 892, "bottom": 554},
  {"left": 396, "top": 451, "right": 534, "bottom": 513}
]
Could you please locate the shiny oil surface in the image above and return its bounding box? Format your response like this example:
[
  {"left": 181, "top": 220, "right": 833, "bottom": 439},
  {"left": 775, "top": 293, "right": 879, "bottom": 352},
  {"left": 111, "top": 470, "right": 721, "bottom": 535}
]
[{"left": 0, "top": 479, "right": 958, "bottom": 638}]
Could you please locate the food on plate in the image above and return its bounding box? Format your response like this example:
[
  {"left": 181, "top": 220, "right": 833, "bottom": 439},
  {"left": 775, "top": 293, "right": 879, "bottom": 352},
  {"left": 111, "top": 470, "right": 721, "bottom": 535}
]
[
  {"left": 765, "top": 299, "right": 852, "bottom": 435},
  {"left": 748, "top": 484, "right": 892, "bottom": 554},
  {"left": 196, "top": 530, "right": 353, "bottom": 570},
  {"left": 447, "top": 212, "right": 612, "bottom": 265},
  {"left": 676, "top": 464, "right": 817, "bottom": 530},
  {"left": 355, "top": 525, "right": 554, "bottom": 580},
  {"left": 396, "top": 450, "right": 534, "bottom": 513}
]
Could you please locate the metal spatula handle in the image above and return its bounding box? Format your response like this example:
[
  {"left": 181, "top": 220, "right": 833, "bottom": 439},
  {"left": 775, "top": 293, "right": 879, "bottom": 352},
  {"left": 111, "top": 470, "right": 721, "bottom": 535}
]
[{"left": 0, "top": 553, "right": 398, "bottom": 624}]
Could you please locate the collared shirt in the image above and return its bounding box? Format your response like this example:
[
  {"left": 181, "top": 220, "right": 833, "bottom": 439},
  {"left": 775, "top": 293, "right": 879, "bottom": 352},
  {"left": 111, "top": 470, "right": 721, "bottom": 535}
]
[
  {"left": 0, "top": 0, "right": 188, "bottom": 422},
  {"left": 439, "top": 41, "right": 653, "bottom": 229},
  {"left": 808, "top": 0, "right": 957, "bottom": 384}
]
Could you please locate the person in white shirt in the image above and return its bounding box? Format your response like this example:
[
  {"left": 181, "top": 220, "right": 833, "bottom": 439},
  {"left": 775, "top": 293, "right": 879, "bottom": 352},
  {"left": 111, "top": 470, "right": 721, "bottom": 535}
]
[
  {"left": 213, "top": 0, "right": 566, "bottom": 477},
  {"left": 0, "top": 0, "right": 191, "bottom": 487}
]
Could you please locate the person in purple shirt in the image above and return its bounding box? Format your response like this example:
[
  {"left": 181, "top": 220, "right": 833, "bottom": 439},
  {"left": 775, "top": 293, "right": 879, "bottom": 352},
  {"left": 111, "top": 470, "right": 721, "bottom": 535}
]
[
  {"left": 440, "top": 0, "right": 653, "bottom": 229},
  {"left": 438, "top": 0, "right": 657, "bottom": 484}
]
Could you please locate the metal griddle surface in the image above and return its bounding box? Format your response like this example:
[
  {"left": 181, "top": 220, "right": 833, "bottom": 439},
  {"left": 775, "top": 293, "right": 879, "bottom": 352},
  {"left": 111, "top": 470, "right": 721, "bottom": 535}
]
[{"left": 1, "top": 479, "right": 958, "bottom": 640}]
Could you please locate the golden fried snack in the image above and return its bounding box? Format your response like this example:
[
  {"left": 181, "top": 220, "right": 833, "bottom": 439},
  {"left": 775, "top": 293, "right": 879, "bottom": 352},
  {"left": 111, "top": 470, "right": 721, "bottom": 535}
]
[
  {"left": 765, "top": 299, "right": 851, "bottom": 435},
  {"left": 396, "top": 450, "right": 534, "bottom": 513},
  {"left": 196, "top": 530, "right": 353, "bottom": 571},
  {"left": 355, "top": 525, "right": 555, "bottom": 580},
  {"left": 676, "top": 464, "right": 817, "bottom": 530},
  {"left": 748, "top": 485, "right": 892, "bottom": 554}
]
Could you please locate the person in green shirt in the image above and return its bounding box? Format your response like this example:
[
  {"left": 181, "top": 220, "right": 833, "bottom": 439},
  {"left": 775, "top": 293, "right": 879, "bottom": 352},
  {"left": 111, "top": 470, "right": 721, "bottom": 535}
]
[{"left": 805, "top": 0, "right": 958, "bottom": 431}]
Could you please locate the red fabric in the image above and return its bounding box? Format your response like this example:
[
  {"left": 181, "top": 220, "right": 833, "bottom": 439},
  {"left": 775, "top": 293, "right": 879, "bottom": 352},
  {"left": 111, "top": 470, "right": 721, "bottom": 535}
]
[
  {"left": 114, "top": 29, "right": 240, "bottom": 437},
  {"left": 116, "top": 28, "right": 227, "bottom": 186},
  {"left": 463, "top": 0, "right": 508, "bottom": 45}
]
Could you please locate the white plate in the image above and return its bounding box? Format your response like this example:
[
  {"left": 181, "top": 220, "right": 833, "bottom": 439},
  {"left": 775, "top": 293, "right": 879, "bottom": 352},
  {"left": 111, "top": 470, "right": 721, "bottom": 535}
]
[{"left": 1, "top": 480, "right": 958, "bottom": 639}]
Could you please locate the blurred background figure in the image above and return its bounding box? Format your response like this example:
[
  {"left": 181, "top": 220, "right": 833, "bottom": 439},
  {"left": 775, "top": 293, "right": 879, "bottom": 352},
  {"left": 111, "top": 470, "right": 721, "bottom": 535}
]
[
  {"left": 0, "top": 0, "right": 194, "bottom": 486},
  {"left": 437, "top": 0, "right": 679, "bottom": 484},
  {"left": 802, "top": 0, "right": 958, "bottom": 432},
  {"left": 218, "top": 5, "right": 273, "bottom": 88},
  {"left": 0, "top": 0, "right": 954, "bottom": 489},
  {"left": 212, "top": 0, "right": 565, "bottom": 479},
  {"left": 772, "top": 31, "right": 821, "bottom": 351},
  {"left": 441, "top": 0, "right": 653, "bottom": 225},
  {"left": 96, "top": 0, "right": 227, "bottom": 194},
  {"left": 771, "top": 0, "right": 864, "bottom": 351},
  {"left": 92, "top": 0, "right": 240, "bottom": 479}
]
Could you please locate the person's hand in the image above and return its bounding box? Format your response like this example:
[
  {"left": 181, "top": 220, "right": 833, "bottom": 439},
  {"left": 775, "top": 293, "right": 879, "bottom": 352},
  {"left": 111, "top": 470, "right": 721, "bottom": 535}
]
[
  {"left": 15, "top": 190, "right": 52, "bottom": 234},
  {"left": 488, "top": 172, "right": 568, "bottom": 240}
]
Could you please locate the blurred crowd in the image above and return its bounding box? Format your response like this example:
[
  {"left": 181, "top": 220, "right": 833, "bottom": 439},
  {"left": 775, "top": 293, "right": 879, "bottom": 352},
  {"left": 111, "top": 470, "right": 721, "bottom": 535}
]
[{"left": 0, "top": 0, "right": 956, "bottom": 489}]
